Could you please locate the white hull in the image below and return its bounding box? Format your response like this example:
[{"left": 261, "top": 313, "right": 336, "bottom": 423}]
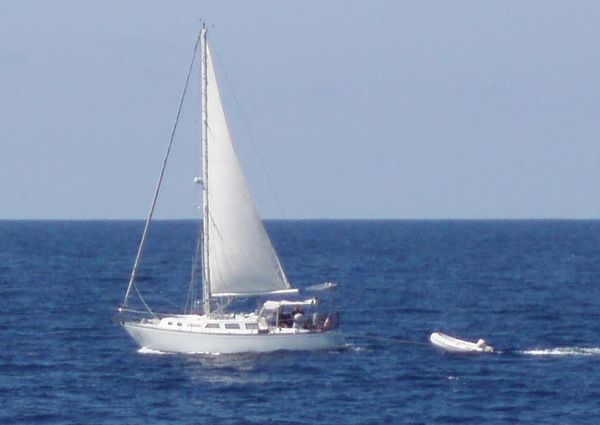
[
  {"left": 429, "top": 332, "right": 494, "bottom": 353},
  {"left": 123, "top": 321, "right": 345, "bottom": 354}
]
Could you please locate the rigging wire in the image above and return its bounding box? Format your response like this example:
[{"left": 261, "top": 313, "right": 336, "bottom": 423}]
[
  {"left": 185, "top": 220, "right": 203, "bottom": 314},
  {"left": 134, "top": 285, "right": 158, "bottom": 319},
  {"left": 121, "top": 32, "right": 201, "bottom": 309}
]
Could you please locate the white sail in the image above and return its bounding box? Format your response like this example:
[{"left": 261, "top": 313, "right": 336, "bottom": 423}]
[{"left": 204, "top": 45, "right": 290, "bottom": 296}]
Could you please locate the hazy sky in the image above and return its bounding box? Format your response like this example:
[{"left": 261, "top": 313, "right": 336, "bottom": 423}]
[{"left": 2, "top": 1, "right": 600, "bottom": 219}]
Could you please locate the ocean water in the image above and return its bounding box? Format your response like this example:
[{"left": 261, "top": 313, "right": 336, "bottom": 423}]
[{"left": 1, "top": 220, "right": 600, "bottom": 424}]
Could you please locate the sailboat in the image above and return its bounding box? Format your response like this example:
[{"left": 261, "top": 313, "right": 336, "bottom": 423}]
[{"left": 117, "top": 27, "right": 344, "bottom": 354}]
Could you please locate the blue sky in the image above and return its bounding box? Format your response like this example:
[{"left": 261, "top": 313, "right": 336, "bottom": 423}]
[{"left": 1, "top": 1, "right": 599, "bottom": 219}]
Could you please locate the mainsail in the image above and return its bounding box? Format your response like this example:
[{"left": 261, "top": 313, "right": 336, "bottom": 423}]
[{"left": 204, "top": 44, "right": 290, "bottom": 296}]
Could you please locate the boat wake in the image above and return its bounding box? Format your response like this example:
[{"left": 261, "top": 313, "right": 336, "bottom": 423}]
[
  {"left": 344, "top": 343, "right": 369, "bottom": 353},
  {"left": 138, "top": 347, "right": 227, "bottom": 356},
  {"left": 520, "top": 347, "right": 600, "bottom": 357},
  {"left": 138, "top": 347, "right": 169, "bottom": 355}
]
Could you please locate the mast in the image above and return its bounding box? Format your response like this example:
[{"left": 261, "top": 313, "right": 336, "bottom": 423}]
[{"left": 200, "top": 25, "right": 211, "bottom": 315}]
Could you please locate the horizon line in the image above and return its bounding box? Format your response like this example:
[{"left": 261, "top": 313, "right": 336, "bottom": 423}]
[{"left": 1, "top": 217, "right": 599, "bottom": 222}]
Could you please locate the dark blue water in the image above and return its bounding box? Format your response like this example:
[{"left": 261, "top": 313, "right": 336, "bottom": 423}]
[{"left": 2, "top": 220, "right": 600, "bottom": 424}]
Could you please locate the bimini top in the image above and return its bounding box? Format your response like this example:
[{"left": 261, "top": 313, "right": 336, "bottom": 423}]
[{"left": 261, "top": 299, "right": 318, "bottom": 311}]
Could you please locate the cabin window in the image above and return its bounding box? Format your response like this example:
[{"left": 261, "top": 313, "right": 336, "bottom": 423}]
[
  {"left": 244, "top": 323, "right": 258, "bottom": 330},
  {"left": 224, "top": 323, "right": 240, "bottom": 330},
  {"left": 205, "top": 323, "right": 220, "bottom": 329},
  {"left": 177, "top": 323, "right": 182, "bottom": 326},
  {"left": 167, "top": 322, "right": 173, "bottom": 325}
]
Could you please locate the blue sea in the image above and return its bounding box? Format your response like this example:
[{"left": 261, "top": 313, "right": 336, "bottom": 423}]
[{"left": 2, "top": 220, "right": 600, "bottom": 424}]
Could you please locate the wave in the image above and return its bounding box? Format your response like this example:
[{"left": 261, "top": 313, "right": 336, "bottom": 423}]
[{"left": 520, "top": 347, "right": 600, "bottom": 356}]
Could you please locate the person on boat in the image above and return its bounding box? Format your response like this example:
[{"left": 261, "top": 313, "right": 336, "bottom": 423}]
[
  {"left": 278, "top": 307, "right": 293, "bottom": 328},
  {"left": 311, "top": 312, "right": 321, "bottom": 330},
  {"left": 292, "top": 311, "right": 305, "bottom": 329}
]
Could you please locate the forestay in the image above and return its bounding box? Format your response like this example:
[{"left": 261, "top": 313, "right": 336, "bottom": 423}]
[{"left": 204, "top": 45, "right": 290, "bottom": 296}]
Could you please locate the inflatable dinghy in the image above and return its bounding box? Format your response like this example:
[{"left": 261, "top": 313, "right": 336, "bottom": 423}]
[{"left": 430, "top": 332, "right": 494, "bottom": 353}]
